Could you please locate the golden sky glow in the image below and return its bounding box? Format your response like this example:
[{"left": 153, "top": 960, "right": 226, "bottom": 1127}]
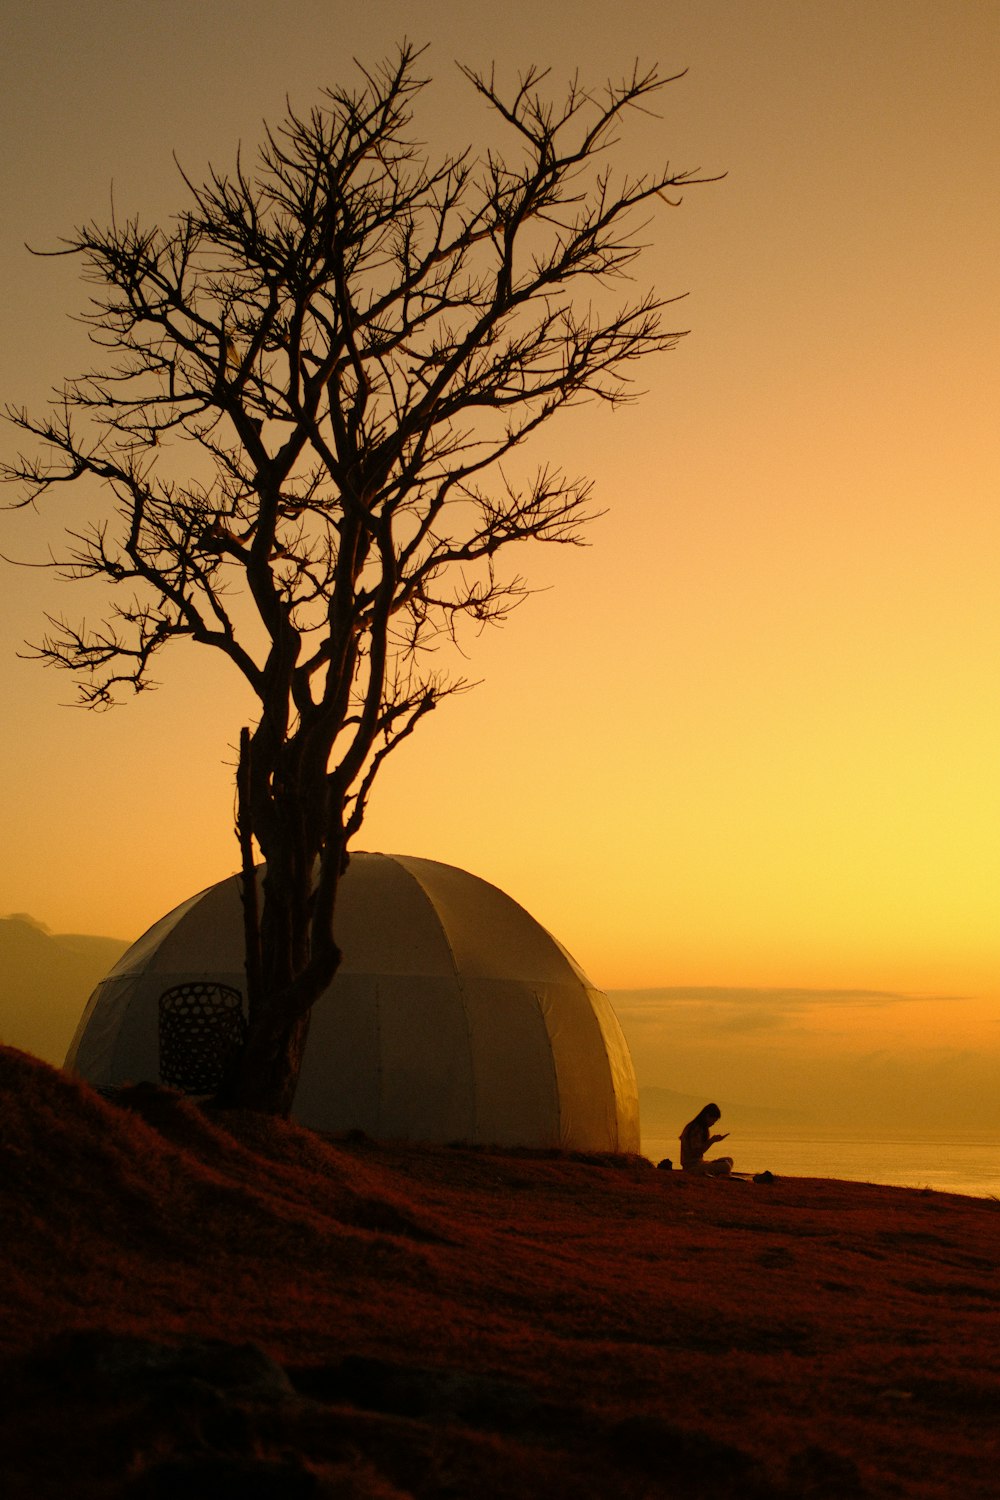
[{"left": 1, "top": 0, "right": 998, "bottom": 1108}]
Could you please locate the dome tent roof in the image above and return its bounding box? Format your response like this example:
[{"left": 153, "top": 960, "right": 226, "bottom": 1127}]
[{"left": 66, "top": 853, "right": 640, "bottom": 1154}]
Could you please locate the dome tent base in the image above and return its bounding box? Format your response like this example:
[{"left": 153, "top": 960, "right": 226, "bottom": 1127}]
[{"left": 66, "top": 853, "right": 640, "bottom": 1154}]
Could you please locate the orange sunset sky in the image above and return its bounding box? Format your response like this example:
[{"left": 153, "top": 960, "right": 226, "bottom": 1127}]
[{"left": 1, "top": 2, "right": 998, "bottom": 1104}]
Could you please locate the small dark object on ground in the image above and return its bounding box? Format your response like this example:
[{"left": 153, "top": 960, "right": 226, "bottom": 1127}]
[
  {"left": 657, "top": 1158, "right": 673, "bottom": 1171},
  {"left": 753, "top": 1171, "right": 775, "bottom": 1184}
]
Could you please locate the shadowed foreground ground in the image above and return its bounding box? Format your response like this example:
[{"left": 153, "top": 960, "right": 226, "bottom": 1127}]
[{"left": 2, "top": 1045, "right": 999, "bottom": 1498}]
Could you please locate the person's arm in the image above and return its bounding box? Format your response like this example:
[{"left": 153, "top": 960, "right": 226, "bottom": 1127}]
[{"left": 680, "top": 1122, "right": 701, "bottom": 1166}]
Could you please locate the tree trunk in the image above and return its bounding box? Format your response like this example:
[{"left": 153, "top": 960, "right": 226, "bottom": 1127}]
[
  {"left": 221, "top": 804, "right": 343, "bottom": 1115},
  {"left": 236, "top": 727, "right": 264, "bottom": 1022},
  {"left": 223, "top": 1003, "right": 313, "bottom": 1116}
]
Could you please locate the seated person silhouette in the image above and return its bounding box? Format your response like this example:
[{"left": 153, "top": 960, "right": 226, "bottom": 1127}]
[{"left": 679, "top": 1103, "right": 733, "bottom": 1176}]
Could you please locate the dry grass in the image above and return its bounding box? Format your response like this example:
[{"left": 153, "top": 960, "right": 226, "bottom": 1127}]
[{"left": 2, "top": 1044, "right": 999, "bottom": 1498}]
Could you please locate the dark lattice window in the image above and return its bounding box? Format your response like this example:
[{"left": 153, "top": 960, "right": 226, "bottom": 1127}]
[{"left": 158, "top": 982, "right": 246, "bottom": 1094}]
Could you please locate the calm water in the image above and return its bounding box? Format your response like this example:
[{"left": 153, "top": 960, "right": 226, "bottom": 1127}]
[{"left": 641, "top": 1132, "right": 1000, "bottom": 1200}]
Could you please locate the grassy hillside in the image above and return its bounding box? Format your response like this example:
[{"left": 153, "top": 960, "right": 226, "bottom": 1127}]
[{"left": 2, "top": 1044, "right": 998, "bottom": 1498}]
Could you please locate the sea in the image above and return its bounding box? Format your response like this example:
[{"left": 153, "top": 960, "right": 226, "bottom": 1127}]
[{"left": 640, "top": 1132, "right": 1000, "bottom": 1201}]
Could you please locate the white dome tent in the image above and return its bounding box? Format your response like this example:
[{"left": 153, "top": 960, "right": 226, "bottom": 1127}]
[{"left": 65, "top": 853, "right": 640, "bottom": 1154}]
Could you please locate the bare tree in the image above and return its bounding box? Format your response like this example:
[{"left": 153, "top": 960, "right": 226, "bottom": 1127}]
[{"left": 2, "top": 46, "right": 713, "bottom": 1114}]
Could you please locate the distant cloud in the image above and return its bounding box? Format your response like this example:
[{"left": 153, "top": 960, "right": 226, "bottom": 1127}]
[
  {"left": 609, "top": 986, "right": 968, "bottom": 1012},
  {"left": 608, "top": 986, "right": 999, "bottom": 1128},
  {"left": 608, "top": 987, "right": 977, "bottom": 1045},
  {"left": 714, "top": 1009, "right": 788, "bottom": 1034}
]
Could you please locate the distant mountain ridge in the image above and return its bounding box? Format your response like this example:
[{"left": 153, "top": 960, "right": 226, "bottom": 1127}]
[{"left": 0, "top": 916, "right": 130, "bottom": 1065}]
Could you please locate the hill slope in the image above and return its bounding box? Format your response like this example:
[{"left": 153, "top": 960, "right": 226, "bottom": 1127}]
[
  {"left": 0, "top": 916, "right": 129, "bottom": 1063},
  {"left": 2, "top": 1045, "right": 999, "bottom": 1498}
]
